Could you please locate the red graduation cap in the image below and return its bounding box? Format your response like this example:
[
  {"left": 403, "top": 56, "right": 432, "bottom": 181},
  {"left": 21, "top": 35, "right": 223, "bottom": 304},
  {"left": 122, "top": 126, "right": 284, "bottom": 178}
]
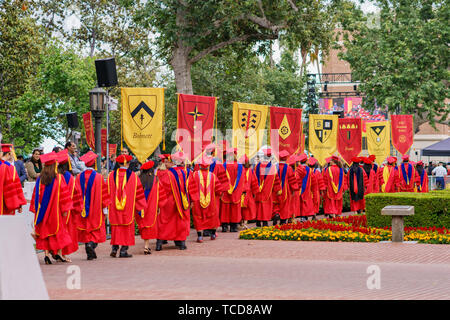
[
  {"left": 1, "top": 144, "right": 13, "bottom": 153},
  {"left": 159, "top": 154, "right": 171, "bottom": 161},
  {"left": 278, "top": 150, "right": 290, "bottom": 160},
  {"left": 171, "top": 151, "right": 186, "bottom": 162},
  {"left": 351, "top": 156, "right": 361, "bottom": 163},
  {"left": 331, "top": 155, "right": 340, "bottom": 162},
  {"left": 368, "top": 154, "right": 376, "bottom": 162},
  {"left": 387, "top": 156, "right": 397, "bottom": 164},
  {"left": 298, "top": 153, "right": 308, "bottom": 163},
  {"left": 263, "top": 148, "right": 272, "bottom": 157},
  {"left": 325, "top": 156, "right": 333, "bottom": 163},
  {"left": 56, "top": 149, "right": 70, "bottom": 164},
  {"left": 287, "top": 155, "right": 298, "bottom": 166},
  {"left": 141, "top": 160, "right": 155, "bottom": 171},
  {"left": 80, "top": 151, "right": 98, "bottom": 167},
  {"left": 362, "top": 157, "right": 372, "bottom": 165},
  {"left": 116, "top": 154, "right": 132, "bottom": 165},
  {"left": 416, "top": 160, "right": 424, "bottom": 166},
  {"left": 40, "top": 152, "right": 58, "bottom": 165},
  {"left": 307, "top": 157, "right": 318, "bottom": 166},
  {"left": 401, "top": 154, "right": 410, "bottom": 161}
]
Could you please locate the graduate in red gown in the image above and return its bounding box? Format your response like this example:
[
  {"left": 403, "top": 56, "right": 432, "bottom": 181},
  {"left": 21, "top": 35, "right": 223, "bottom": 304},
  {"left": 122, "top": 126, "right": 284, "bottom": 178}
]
[
  {"left": 239, "top": 154, "right": 259, "bottom": 227},
  {"left": 362, "top": 157, "right": 379, "bottom": 194},
  {"left": 30, "top": 152, "right": 73, "bottom": 264},
  {"left": 287, "top": 154, "right": 301, "bottom": 219},
  {"left": 415, "top": 161, "right": 429, "bottom": 193},
  {"left": 296, "top": 153, "right": 316, "bottom": 221},
  {"left": 53, "top": 149, "right": 83, "bottom": 262},
  {"left": 322, "top": 155, "right": 347, "bottom": 217},
  {"left": 108, "top": 154, "right": 147, "bottom": 258},
  {"left": 275, "top": 150, "right": 299, "bottom": 225},
  {"left": 254, "top": 148, "right": 282, "bottom": 227},
  {"left": 398, "top": 155, "right": 420, "bottom": 192},
  {"left": 0, "top": 144, "right": 26, "bottom": 215},
  {"left": 75, "top": 151, "right": 110, "bottom": 260},
  {"left": 190, "top": 156, "right": 226, "bottom": 242},
  {"left": 135, "top": 160, "right": 160, "bottom": 255},
  {"left": 155, "top": 153, "right": 193, "bottom": 250},
  {"left": 378, "top": 156, "right": 400, "bottom": 193},
  {"left": 347, "top": 157, "right": 369, "bottom": 213},
  {"left": 220, "top": 148, "right": 245, "bottom": 232},
  {"left": 308, "top": 157, "right": 324, "bottom": 217}
]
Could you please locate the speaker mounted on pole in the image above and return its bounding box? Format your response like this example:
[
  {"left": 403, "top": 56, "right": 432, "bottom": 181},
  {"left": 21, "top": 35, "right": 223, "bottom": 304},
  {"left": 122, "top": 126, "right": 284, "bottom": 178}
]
[
  {"left": 95, "top": 57, "right": 118, "bottom": 88},
  {"left": 66, "top": 112, "right": 79, "bottom": 129}
]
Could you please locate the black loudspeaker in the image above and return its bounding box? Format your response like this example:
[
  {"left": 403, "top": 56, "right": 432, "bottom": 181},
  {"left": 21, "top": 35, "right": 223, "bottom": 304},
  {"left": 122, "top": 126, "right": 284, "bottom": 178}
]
[
  {"left": 95, "top": 57, "right": 118, "bottom": 87},
  {"left": 66, "top": 112, "right": 79, "bottom": 129}
]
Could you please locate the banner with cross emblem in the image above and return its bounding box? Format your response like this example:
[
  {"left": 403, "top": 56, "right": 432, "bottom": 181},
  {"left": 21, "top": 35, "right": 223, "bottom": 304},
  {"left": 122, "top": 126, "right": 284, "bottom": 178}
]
[
  {"left": 176, "top": 93, "right": 217, "bottom": 162},
  {"left": 232, "top": 101, "right": 269, "bottom": 159},
  {"left": 121, "top": 87, "right": 164, "bottom": 163},
  {"left": 366, "top": 120, "right": 391, "bottom": 164},
  {"left": 270, "top": 106, "right": 303, "bottom": 157},
  {"left": 309, "top": 114, "right": 338, "bottom": 166},
  {"left": 337, "top": 117, "right": 362, "bottom": 165}
]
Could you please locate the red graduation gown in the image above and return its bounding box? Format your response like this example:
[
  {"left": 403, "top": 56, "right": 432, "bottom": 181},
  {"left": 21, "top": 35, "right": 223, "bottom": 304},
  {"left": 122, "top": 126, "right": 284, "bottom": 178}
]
[
  {"left": 276, "top": 163, "right": 299, "bottom": 220},
  {"left": 289, "top": 164, "right": 303, "bottom": 218},
  {"left": 312, "top": 168, "right": 325, "bottom": 214},
  {"left": 76, "top": 169, "right": 110, "bottom": 244},
  {"left": 108, "top": 169, "right": 146, "bottom": 246},
  {"left": 322, "top": 165, "right": 347, "bottom": 215},
  {"left": 155, "top": 168, "right": 192, "bottom": 241},
  {"left": 30, "top": 174, "right": 73, "bottom": 251},
  {"left": 297, "top": 165, "right": 317, "bottom": 217},
  {"left": 241, "top": 167, "right": 259, "bottom": 221},
  {"left": 0, "top": 161, "right": 26, "bottom": 215},
  {"left": 416, "top": 170, "right": 429, "bottom": 193},
  {"left": 347, "top": 166, "right": 369, "bottom": 212},
  {"left": 220, "top": 162, "right": 245, "bottom": 224},
  {"left": 364, "top": 167, "right": 379, "bottom": 194},
  {"left": 398, "top": 162, "right": 420, "bottom": 192},
  {"left": 254, "top": 162, "right": 282, "bottom": 221},
  {"left": 190, "top": 169, "right": 224, "bottom": 231},
  {"left": 378, "top": 165, "right": 400, "bottom": 193}
]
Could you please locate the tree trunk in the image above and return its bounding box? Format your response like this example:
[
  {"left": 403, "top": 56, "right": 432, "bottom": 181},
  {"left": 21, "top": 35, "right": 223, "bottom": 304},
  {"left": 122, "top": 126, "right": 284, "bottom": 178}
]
[{"left": 171, "top": 46, "right": 193, "bottom": 94}]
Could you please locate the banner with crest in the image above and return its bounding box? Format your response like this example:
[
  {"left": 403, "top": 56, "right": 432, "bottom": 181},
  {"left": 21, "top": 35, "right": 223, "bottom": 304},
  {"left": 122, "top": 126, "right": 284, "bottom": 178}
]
[
  {"left": 337, "top": 118, "right": 362, "bottom": 165},
  {"left": 366, "top": 120, "right": 391, "bottom": 164},
  {"left": 308, "top": 114, "right": 338, "bottom": 166},
  {"left": 121, "top": 87, "right": 165, "bottom": 163},
  {"left": 270, "top": 106, "right": 303, "bottom": 157},
  {"left": 176, "top": 93, "right": 217, "bottom": 162},
  {"left": 391, "top": 114, "right": 413, "bottom": 155},
  {"left": 232, "top": 101, "right": 269, "bottom": 159}
]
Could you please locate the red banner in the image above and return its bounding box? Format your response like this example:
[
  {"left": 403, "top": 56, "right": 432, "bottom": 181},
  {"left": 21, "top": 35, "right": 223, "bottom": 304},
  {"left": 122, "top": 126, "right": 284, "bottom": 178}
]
[
  {"left": 82, "top": 112, "right": 95, "bottom": 150},
  {"left": 109, "top": 144, "right": 117, "bottom": 157},
  {"left": 101, "top": 128, "right": 107, "bottom": 157},
  {"left": 176, "top": 93, "right": 217, "bottom": 162},
  {"left": 270, "top": 106, "right": 303, "bottom": 157},
  {"left": 337, "top": 118, "right": 362, "bottom": 165},
  {"left": 391, "top": 114, "right": 413, "bottom": 155}
]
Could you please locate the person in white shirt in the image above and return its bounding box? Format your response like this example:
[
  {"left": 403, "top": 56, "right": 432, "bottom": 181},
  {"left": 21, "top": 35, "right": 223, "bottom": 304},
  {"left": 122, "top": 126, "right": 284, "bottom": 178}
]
[{"left": 432, "top": 162, "right": 447, "bottom": 190}]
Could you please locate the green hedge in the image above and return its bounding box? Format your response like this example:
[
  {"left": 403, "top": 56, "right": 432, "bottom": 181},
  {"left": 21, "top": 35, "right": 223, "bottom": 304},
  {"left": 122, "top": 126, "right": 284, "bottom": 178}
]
[{"left": 365, "top": 190, "right": 450, "bottom": 228}]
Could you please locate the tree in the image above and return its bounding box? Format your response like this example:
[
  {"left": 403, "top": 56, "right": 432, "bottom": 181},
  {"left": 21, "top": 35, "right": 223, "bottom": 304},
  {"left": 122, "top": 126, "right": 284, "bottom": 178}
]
[
  {"left": 338, "top": 0, "right": 449, "bottom": 126},
  {"left": 133, "top": 0, "right": 338, "bottom": 94}
]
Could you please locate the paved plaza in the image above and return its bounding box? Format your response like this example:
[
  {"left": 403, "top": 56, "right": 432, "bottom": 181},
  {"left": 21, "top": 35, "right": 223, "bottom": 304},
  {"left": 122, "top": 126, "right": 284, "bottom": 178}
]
[{"left": 39, "top": 220, "right": 450, "bottom": 300}]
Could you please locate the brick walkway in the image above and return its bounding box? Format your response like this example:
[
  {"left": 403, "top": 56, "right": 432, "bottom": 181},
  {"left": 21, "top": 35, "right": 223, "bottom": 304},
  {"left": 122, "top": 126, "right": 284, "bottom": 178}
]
[{"left": 39, "top": 219, "right": 450, "bottom": 300}]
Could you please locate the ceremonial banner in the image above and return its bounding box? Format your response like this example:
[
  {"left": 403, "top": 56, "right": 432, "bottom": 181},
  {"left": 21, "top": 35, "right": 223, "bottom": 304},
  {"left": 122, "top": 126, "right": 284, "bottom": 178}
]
[
  {"left": 308, "top": 114, "right": 338, "bottom": 166},
  {"left": 176, "top": 93, "right": 217, "bottom": 162},
  {"left": 82, "top": 112, "right": 95, "bottom": 150},
  {"left": 232, "top": 102, "right": 269, "bottom": 159},
  {"left": 109, "top": 144, "right": 117, "bottom": 157},
  {"left": 366, "top": 120, "right": 391, "bottom": 164},
  {"left": 101, "top": 128, "right": 107, "bottom": 157},
  {"left": 391, "top": 114, "right": 413, "bottom": 155},
  {"left": 121, "top": 87, "right": 164, "bottom": 164},
  {"left": 270, "top": 106, "right": 303, "bottom": 156},
  {"left": 337, "top": 118, "right": 362, "bottom": 165}
]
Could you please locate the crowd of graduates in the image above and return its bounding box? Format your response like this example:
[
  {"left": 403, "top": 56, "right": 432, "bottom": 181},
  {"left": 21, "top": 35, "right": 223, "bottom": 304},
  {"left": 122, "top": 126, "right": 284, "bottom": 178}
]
[{"left": 0, "top": 140, "right": 433, "bottom": 265}]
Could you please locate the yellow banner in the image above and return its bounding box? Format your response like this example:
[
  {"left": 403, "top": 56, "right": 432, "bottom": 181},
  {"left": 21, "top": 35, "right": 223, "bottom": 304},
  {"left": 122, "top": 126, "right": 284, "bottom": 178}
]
[
  {"left": 121, "top": 87, "right": 164, "bottom": 164},
  {"left": 308, "top": 114, "right": 338, "bottom": 166},
  {"left": 232, "top": 102, "right": 269, "bottom": 159},
  {"left": 366, "top": 121, "right": 391, "bottom": 165}
]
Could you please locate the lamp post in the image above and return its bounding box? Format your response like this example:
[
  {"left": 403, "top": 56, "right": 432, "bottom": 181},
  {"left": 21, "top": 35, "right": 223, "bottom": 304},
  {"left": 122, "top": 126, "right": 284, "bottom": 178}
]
[{"left": 89, "top": 87, "right": 107, "bottom": 173}]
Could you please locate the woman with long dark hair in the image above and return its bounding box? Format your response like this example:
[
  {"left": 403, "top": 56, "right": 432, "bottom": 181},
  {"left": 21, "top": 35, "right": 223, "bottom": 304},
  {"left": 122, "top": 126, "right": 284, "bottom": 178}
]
[
  {"left": 30, "top": 152, "right": 74, "bottom": 264},
  {"left": 25, "top": 149, "right": 42, "bottom": 182}
]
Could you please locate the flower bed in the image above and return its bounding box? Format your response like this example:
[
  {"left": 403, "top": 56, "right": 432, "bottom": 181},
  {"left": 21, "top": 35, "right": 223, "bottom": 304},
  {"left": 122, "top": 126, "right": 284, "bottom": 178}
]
[{"left": 239, "top": 215, "right": 450, "bottom": 244}]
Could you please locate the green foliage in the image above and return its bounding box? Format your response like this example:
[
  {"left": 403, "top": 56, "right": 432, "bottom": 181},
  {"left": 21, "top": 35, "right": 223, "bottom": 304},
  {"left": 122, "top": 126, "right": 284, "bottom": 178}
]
[
  {"left": 338, "top": 0, "right": 449, "bottom": 126},
  {"left": 365, "top": 190, "right": 450, "bottom": 228}
]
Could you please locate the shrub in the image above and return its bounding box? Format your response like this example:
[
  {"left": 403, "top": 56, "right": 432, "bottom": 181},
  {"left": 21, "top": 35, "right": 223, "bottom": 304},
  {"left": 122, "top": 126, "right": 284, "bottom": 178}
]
[{"left": 365, "top": 190, "right": 450, "bottom": 228}]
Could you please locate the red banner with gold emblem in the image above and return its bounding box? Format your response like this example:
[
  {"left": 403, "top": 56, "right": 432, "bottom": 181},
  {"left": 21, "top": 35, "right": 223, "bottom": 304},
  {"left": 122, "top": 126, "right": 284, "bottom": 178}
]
[
  {"left": 82, "top": 112, "right": 95, "bottom": 150},
  {"left": 270, "top": 106, "right": 303, "bottom": 157},
  {"left": 101, "top": 128, "right": 107, "bottom": 157},
  {"left": 176, "top": 93, "right": 217, "bottom": 162},
  {"left": 391, "top": 114, "right": 413, "bottom": 155},
  {"left": 337, "top": 118, "right": 362, "bottom": 165}
]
